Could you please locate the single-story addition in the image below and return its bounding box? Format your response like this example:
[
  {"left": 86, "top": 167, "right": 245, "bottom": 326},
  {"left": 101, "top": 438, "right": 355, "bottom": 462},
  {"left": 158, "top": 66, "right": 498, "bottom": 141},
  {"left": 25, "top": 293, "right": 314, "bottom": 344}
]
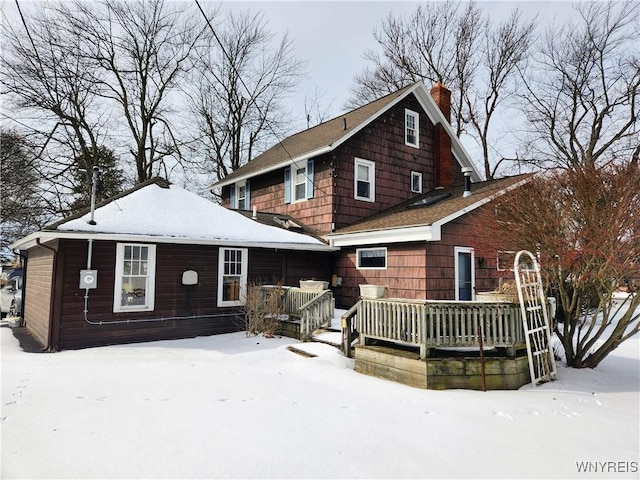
[
  {"left": 325, "top": 174, "right": 531, "bottom": 307},
  {"left": 10, "top": 178, "right": 336, "bottom": 351}
]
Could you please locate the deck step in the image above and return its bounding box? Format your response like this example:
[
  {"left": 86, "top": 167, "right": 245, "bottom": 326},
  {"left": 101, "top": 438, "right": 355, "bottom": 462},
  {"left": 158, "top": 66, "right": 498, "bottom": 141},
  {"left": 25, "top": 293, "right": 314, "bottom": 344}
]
[{"left": 310, "top": 328, "right": 342, "bottom": 348}]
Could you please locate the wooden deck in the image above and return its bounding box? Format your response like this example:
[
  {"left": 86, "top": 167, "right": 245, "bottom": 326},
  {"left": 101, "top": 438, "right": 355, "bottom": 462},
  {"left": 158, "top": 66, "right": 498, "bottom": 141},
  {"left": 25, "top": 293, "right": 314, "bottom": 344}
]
[
  {"left": 341, "top": 298, "right": 531, "bottom": 390},
  {"left": 342, "top": 298, "right": 526, "bottom": 358}
]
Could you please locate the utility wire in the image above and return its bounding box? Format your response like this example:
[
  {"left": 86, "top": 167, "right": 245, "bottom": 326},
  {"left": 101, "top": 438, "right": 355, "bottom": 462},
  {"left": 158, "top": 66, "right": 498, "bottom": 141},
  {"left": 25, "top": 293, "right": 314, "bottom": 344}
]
[{"left": 194, "top": 0, "right": 330, "bottom": 196}]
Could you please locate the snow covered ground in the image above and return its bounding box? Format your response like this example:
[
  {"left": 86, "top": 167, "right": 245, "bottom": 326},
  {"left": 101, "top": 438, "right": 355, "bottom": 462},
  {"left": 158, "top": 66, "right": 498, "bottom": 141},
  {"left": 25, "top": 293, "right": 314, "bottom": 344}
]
[{"left": 1, "top": 316, "right": 638, "bottom": 479}]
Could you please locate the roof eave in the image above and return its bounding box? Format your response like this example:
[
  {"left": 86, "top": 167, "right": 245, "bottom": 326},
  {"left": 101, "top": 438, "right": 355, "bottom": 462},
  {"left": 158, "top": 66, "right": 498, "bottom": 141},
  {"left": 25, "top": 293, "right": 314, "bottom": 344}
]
[
  {"left": 325, "top": 225, "right": 439, "bottom": 247},
  {"left": 11, "top": 231, "right": 337, "bottom": 252},
  {"left": 211, "top": 145, "right": 333, "bottom": 189},
  {"left": 325, "top": 176, "right": 532, "bottom": 247}
]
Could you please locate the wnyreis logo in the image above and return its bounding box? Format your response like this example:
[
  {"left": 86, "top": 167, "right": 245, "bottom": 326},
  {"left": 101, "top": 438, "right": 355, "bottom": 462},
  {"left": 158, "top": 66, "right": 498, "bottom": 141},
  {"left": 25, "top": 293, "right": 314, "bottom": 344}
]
[{"left": 576, "top": 461, "right": 638, "bottom": 474}]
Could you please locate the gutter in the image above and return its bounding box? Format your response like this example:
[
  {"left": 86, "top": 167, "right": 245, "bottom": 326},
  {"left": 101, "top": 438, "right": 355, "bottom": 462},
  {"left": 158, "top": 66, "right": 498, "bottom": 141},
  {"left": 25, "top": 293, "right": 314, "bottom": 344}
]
[{"left": 12, "top": 231, "right": 338, "bottom": 253}]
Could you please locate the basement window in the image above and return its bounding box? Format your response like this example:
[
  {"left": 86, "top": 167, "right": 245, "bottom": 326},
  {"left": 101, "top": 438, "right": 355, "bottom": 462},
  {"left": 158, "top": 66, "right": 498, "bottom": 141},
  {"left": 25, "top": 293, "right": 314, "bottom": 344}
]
[
  {"left": 357, "top": 247, "right": 387, "bottom": 269},
  {"left": 113, "top": 243, "right": 156, "bottom": 312}
]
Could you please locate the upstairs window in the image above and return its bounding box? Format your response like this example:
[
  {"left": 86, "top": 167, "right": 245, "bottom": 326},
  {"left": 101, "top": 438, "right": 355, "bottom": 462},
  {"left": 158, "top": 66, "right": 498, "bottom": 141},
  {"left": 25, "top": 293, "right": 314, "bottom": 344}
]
[
  {"left": 114, "top": 243, "right": 156, "bottom": 312},
  {"left": 405, "top": 109, "right": 419, "bottom": 148},
  {"left": 284, "top": 160, "right": 314, "bottom": 204},
  {"left": 411, "top": 171, "right": 423, "bottom": 193},
  {"left": 237, "top": 184, "right": 247, "bottom": 210},
  {"left": 294, "top": 166, "right": 306, "bottom": 201},
  {"left": 230, "top": 181, "right": 250, "bottom": 210},
  {"left": 354, "top": 158, "right": 375, "bottom": 202}
]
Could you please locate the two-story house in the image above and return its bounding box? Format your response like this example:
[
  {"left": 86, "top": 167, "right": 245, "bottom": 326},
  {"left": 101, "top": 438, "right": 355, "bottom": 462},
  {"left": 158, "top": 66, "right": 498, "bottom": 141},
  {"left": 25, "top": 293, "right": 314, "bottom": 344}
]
[{"left": 212, "top": 81, "right": 526, "bottom": 307}]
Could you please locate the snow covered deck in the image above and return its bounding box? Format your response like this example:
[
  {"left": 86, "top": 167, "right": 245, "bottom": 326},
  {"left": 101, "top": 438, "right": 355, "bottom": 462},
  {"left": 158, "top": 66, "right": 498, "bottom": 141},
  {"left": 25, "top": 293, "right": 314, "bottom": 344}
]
[{"left": 341, "top": 298, "right": 531, "bottom": 390}]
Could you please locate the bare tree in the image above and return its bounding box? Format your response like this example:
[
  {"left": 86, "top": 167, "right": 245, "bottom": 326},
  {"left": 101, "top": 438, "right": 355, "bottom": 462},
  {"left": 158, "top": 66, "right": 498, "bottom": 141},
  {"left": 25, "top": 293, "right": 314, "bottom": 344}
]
[
  {"left": 57, "top": 0, "right": 208, "bottom": 183},
  {"left": 186, "top": 9, "right": 306, "bottom": 182},
  {"left": 0, "top": 130, "right": 50, "bottom": 246},
  {"left": 464, "top": 10, "right": 536, "bottom": 179},
  {"left": 519, "top": 2, "right": 640, "bottom": 170},
  {"left": 475, "top": 164, "right": 640, "bottom": 368},
  {"left": 1, "top": 1, "right": 108, "bottom": 195},
  {"left": 304, "top": 87, "right": 335, "bottom": 129},
  {"left": 348, "top": 1, "right": 536, "bottom": 179}
]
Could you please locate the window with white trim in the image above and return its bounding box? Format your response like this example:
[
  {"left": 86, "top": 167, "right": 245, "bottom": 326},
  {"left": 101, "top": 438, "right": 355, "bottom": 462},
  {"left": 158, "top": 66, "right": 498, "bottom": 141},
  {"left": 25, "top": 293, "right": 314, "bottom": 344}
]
[
  {"left": 405, "top": 109, "right": 419, "bottom": 148},
  {"left": 113, "top": 243, "right": 156, "bottom": 312},
  {"left": 217, "top": 247, "right": 248, "bottom": 306},
  {"left": 354, "top": 158, "right": 375, "bottom": 202},
  {"left": 237, "top": 184, "right": 247, "bottom": 210},
  {"left": 230, "top": 181, "right": 250, "bottom": 210},
  {"left": 294, "top": 166, "right": 307, "bottom": 201},
  {"left": 411, "top": 171, "right": 423, "bottom": 193},
  {"left": 357, "top": 247, "right": 387, "bottom": 269},
  {"left": 284, "top": 160, "right": 314, "bottom": 204}
]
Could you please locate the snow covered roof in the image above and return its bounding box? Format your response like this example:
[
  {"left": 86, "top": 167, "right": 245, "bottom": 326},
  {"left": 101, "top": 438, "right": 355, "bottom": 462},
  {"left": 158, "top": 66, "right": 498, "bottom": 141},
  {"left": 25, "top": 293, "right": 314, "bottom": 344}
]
[{"left": 11, "top": 179, "right": 335, "bottom": 252}]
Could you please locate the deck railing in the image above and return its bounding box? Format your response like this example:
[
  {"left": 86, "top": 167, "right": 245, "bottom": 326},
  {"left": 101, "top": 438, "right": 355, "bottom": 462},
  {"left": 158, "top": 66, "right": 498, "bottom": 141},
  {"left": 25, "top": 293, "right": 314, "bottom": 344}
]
[
  {"left": 298, "top": 290, "right": 334, "bottom": 339},
  {"left": 352, "top": 298, "right": 525, "bottom": 358},
  {"left": 259, "top": 286, "right": 333, "bottom": 339}
]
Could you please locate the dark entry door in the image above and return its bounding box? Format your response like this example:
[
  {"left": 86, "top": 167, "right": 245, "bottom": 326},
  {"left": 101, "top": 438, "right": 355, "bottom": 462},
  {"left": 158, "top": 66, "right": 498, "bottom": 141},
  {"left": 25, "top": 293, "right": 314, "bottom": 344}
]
[{"left": 458, "top": 251, "right": 473, "bottom": 301}]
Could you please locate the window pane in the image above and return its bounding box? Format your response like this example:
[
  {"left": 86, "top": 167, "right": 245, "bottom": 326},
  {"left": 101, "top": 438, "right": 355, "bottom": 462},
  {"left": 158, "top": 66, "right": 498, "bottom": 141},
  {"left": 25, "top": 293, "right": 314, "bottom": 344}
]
[
  {"left": 357, "top": 164, "right": 369, "bottom": 181},
  {"left": 359, "top": 249, "right": 386, "bottom": 268},
  {"left": 357, "top": 180, "right": 370, "bottom": 199},
  {"left": 223, "top": 276, "right": 241, "bottom": 301}
]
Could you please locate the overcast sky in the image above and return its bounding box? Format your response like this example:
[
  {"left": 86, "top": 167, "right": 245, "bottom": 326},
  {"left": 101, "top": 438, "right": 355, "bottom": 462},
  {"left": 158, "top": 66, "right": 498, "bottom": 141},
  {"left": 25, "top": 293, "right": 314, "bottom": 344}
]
[
  {"left": 222, "top": 1, "right": 578, "bottom": 125},
  {"left": 220, "top": 0, "right": 581, "bottom": 171}
]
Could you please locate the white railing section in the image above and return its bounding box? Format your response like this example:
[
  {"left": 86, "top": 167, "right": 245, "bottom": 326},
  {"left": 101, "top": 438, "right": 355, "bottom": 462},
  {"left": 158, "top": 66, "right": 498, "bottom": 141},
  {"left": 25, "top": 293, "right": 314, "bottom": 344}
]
[
  {"left": 298, "top": 290, "right": 334, "bottom": 339},
  {"left": 354, "top": 299, "right": 525, "bottom": 358},
  {"left": 259, "top": 286, "right": 333, "bottom": 340}
]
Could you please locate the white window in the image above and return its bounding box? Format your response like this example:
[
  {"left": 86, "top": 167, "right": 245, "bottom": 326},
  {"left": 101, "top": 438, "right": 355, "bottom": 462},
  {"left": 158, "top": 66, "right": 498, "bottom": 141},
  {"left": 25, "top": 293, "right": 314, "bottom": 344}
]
[
  {"left": 354, "top": 158, "right": 375, "bottom": 202},
  {"left": 357, "top": 247, "right": 387, "bottom": 269},
  {"left": 217, "top": 247, "right": 248, "bottom": 307},
  {"left": 113, "top": 243, "right": 156, "bottom": 312},
  {"left": 405, "top": 109, "right": 419, "bottom": 148},
  {"left": 294, "top": 166, "right": 307, "bottom": 201},
  {"left": 237, "top": 184, "right": 247, "bottom": 210},
  {"left": 411, "top": 171, "right": 422, "bottom": 193},
  {"left": 230, "top": 181, "right": 249, "bottom": 210},
  {"left": 284, "top": 160, "right": 314, "bottom": 204}
]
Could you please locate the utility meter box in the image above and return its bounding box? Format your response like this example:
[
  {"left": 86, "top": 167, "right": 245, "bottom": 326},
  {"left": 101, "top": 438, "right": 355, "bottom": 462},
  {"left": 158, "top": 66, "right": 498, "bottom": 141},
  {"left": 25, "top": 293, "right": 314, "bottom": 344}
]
[{"left": 80, "top": 269, "right": 98, "bottom": 289}]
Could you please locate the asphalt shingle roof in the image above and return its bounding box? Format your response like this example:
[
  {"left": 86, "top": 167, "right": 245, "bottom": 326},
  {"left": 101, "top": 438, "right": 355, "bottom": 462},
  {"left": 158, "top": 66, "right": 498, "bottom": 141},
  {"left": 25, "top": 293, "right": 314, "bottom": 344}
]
[
  {"left": 330, "top": 174, "right": 532, "bottom": 236},
  {"left": 214, "top": 84, "right": 416, "bottom": 185}
]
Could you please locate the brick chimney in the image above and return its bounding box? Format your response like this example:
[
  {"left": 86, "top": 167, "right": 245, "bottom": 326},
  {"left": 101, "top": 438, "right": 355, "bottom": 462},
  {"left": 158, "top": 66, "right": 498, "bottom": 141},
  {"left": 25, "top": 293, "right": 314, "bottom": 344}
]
[{"left": 430, "top": 82, "right": 454, "bottom": 187}]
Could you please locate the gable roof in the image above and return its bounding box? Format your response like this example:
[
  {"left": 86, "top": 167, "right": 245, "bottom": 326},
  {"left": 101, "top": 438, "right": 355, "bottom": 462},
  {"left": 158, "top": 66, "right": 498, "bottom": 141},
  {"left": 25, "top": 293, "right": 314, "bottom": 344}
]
[
  {"left": 11, "top": 178, "right": 335, "bottom": 252},
  {"left": 325, "top": 174, "right": 532, "bottom": 247},
  {"left": 212, "top": 81, "right": 481, "bottom": 189}
]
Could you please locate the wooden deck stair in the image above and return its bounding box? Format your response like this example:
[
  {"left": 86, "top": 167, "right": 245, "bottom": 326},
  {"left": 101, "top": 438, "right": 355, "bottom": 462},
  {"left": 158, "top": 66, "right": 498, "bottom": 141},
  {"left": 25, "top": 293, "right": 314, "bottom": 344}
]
[{"left": 310, "top": 326, "right": 343, "bottom": 348}]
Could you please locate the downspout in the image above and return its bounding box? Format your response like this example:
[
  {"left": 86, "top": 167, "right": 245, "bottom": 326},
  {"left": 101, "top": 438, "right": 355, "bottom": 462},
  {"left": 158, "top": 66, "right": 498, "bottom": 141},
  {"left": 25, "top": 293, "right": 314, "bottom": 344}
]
[{"left": 36, "top": 238, "right": 58, "bottom": 352}]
